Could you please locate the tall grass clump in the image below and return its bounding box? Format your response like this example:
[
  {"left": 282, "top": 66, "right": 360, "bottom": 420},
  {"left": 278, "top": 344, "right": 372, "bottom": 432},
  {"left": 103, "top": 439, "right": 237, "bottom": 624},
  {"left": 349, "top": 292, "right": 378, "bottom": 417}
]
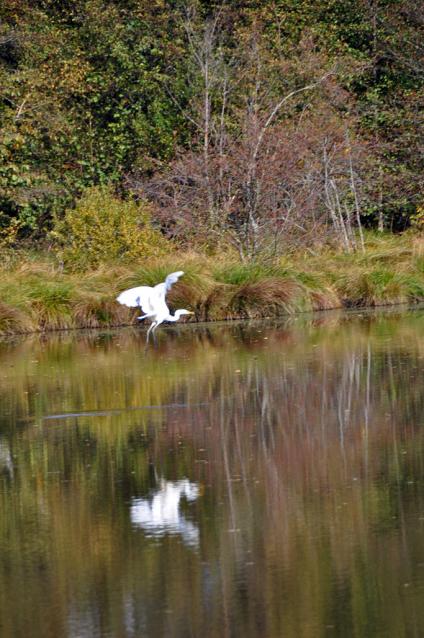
[
  {"left": 0, "top": 302, "right": 33, "bottom": 335},
  {"left": 27, "top": 280, "right": 75, "bottom": 330},
  {"left": 209, "top": 261, "right": 337, "bottom": 318},
  {"left": 318, "top": 232, "right": 424, "bottom": 307},
  {"left": 335, "top": 268, "right": 408, "bottom": 307},
  {"left": 72, "top": 292, "right": 135, "bottom": 329},
  {"left": 228, "top": 278, "right": 306, "bottom": 318}
]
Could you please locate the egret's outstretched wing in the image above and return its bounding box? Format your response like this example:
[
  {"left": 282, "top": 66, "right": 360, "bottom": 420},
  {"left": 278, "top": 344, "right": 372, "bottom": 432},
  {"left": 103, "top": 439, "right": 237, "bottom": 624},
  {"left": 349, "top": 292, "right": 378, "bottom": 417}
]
[
  {"left": 153, "top": 271, "right": 185, "bottom": 301},
  {"left": 165, "top": 271, "right": 184, "bottom": 291},
  {"left": 116, "top": 286, "right": 155, "bottom": 313}
]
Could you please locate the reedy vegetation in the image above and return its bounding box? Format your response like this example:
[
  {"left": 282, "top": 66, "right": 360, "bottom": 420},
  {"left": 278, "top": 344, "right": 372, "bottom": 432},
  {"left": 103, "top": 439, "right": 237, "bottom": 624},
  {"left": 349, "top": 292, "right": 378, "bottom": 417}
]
[{"left": 0, "top": 233, "right": 423, "bottom": 335}]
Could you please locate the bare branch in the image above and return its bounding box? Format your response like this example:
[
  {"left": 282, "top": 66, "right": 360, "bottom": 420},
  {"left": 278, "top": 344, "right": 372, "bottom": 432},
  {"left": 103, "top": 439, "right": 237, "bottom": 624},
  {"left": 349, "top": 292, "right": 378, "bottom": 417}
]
[{"left": 252, "top": 71, "right": 335, "bottom": 164}]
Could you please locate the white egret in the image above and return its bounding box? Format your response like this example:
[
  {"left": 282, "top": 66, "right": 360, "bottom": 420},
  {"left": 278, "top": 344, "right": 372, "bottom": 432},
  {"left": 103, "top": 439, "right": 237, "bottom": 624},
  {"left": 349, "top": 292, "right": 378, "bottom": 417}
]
[{"left": 116, "top": 271, "right": 193, "bottom": 341}]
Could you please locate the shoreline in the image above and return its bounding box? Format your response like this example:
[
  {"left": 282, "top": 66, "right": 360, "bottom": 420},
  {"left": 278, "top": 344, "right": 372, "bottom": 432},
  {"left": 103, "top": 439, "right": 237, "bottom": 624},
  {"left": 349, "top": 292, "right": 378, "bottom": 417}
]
[{"left": 0, "top": 298, "right": 422, "bottom": 341}]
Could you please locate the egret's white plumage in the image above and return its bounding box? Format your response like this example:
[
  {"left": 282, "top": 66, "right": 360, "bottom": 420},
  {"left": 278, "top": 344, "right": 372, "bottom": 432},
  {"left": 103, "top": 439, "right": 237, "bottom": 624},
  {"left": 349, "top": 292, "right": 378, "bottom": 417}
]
[{"left": 116, "top": 271, "right": 192, "bottom": 340}]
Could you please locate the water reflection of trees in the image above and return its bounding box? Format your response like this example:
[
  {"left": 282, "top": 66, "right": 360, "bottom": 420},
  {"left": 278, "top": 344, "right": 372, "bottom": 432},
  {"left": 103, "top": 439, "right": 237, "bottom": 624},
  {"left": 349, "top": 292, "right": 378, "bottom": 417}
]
[{"left": 0, "top": 311, "right": 424, "bottom": 636}]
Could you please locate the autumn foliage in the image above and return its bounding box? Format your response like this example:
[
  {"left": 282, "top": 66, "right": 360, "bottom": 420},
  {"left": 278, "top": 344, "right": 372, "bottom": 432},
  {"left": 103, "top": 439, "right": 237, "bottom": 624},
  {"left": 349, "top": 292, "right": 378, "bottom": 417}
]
[{"left": 0, "top": 0, "right": 423, "bottom": 259}]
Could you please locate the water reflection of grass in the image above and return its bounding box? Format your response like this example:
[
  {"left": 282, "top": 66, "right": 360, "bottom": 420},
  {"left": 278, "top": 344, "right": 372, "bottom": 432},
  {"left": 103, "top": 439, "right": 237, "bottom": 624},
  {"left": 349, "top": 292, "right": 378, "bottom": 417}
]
[
  {"left": 0, "top": 312, "right": 424, "bottom": 636},
  {"left": 1, "top": 310, "right": 424, "bottom": 438}
]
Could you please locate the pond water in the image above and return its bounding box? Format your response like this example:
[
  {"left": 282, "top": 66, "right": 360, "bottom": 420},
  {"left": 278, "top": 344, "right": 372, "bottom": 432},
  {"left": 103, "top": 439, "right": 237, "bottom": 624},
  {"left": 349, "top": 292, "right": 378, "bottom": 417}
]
[{"left": 0, "top": 309, "right": 424, "bottom": 638}]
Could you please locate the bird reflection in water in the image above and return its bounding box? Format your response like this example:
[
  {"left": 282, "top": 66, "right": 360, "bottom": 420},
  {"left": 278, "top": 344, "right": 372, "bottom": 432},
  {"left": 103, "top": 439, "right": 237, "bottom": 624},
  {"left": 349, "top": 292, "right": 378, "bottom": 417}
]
[
  {"left": 0, "top": 440, "right": 13, "bottom": 477},
  {"left": 130, "top": 478, "right": 200, "bottom": 547}
]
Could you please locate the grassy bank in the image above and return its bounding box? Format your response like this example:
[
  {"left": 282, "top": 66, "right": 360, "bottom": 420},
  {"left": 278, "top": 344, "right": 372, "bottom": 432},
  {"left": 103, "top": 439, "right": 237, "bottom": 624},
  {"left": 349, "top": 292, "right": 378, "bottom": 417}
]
[{"left": 0, "top": 233, "right": 423, "bottom": 336}]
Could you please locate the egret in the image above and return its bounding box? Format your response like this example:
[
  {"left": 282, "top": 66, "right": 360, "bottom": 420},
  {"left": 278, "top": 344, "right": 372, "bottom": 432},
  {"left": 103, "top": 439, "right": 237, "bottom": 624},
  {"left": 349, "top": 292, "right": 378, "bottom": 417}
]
[{"left": 116, "top": 271, "right": 193, "bottom": 341}]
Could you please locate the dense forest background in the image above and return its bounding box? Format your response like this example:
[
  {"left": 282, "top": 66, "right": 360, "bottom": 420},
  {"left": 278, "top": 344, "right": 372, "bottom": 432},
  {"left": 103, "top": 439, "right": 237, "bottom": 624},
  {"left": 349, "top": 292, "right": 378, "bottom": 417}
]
[{"left": 1, "top": 0, "right": 423, "bottom": 259}]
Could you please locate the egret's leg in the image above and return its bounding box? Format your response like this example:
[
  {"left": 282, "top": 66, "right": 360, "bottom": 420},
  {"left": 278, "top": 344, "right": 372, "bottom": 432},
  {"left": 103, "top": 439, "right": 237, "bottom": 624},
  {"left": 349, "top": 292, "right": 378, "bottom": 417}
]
[
  {"left": 151, "top": 320, "right": 162, "bottom": 346},
  {"left": 152, "top": 321, "right": 162, "bottom": 334},
  {"left": 146, "top": 321, "right": 157, "bottom": 343}
]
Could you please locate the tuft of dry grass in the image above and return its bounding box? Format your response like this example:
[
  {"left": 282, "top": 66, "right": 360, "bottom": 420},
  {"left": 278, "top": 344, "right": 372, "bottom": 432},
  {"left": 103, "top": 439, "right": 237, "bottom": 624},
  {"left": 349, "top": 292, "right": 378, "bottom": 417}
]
[
  {"left": 0, "top": 302, "right": 34, "bottom": 335},
  {"left": 72, "top": 294, "right": 137, "bottom": 329},
  {"left": 309, "top": 288, "right": 342, "bottom": 311},
  {"left": 228, "top": 278, "right": 305, "bottom": 318},
  {"left": 199, "top": 284, "right": 236, "bottom": 321},
  {"left": 334, "top": 269, "right": 407, "bottom": 307}
]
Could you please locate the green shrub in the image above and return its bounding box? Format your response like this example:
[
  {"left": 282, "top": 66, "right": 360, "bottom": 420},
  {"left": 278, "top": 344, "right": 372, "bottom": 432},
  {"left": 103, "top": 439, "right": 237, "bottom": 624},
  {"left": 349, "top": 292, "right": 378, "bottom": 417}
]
[{"left": 52, "top": 186, "right": 169, "bottom": 269}]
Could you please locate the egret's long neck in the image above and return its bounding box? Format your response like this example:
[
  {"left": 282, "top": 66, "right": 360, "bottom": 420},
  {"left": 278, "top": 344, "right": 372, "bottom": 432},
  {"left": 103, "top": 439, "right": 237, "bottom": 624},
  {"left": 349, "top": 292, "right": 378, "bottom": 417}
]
[{"left": 167, "top": 310, "right": 182, "bottom": 322}]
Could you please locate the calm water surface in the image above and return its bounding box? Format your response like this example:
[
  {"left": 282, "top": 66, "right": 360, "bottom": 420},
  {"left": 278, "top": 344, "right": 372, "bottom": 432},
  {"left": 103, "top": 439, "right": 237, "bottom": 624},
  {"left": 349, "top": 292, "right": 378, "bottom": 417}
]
[{"left": 0, "top": 309, "right": 424, "bottom": 638}]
